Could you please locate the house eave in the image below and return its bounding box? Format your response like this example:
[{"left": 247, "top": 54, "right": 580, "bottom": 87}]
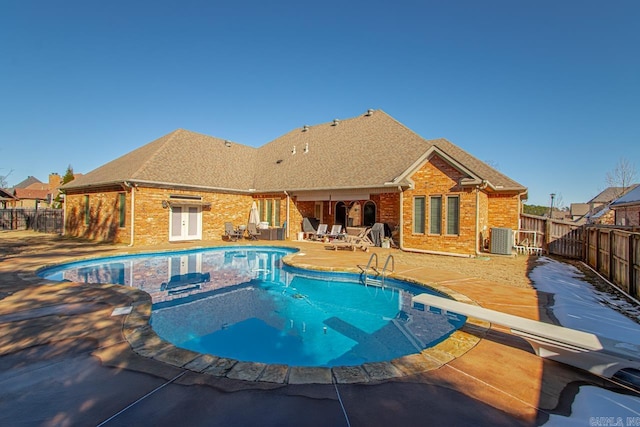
[
  {"left": 64, "top": 179, "right": 255, "bottom": 195},
  {"left": 259, "top": 183, "right": 406, "bottom": 195}
]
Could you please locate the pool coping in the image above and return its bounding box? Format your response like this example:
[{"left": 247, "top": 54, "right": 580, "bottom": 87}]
[{"left": 112, "top": 249, "right": 492, "bottom": 385}]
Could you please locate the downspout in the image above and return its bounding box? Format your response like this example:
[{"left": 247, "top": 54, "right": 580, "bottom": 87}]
[
  {"left": 62, "top": 191, "right": 66, "bottom": 236},
  {"left": 399, "top": 187, "right": 404, "bottom": 250},
  {"left": 123, "top": 181, "right": 135, "bottom": 247},
  {"left": 475, "top": 185, "right": 480, "bottom": 255},
  {"left": 475, "top": 180, "right": 488, "bottom": 256},
  {"left": 284, "top": 191, "right": 290, "bottom": 239}
]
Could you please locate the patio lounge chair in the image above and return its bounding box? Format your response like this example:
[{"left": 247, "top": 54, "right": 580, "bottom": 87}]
[
  {"left": 224, "top": 222, "right": 243, "bottom": 241},
  {"left": 314, "top": 224, "right": 329, "bottom": 240},
  {"left": 302, "top": 217, "right": 320, "bottom": 240},
  {"left": 331, "top": 227, "right": 373, "bottom": 251},
  {"left": 247, "top": 223, "right": 261, "bottom": 240},
  {"left": 327, "top": 224, "right": 342, "bottom": 239}
]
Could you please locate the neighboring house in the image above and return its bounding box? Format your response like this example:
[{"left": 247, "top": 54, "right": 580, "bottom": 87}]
[
  {"left": 6, "top": 174, "right": 66, "bottom": 208},
  {"left": 584, "top": 185, "right": 639, "bottom": 225},
  {"left": 12, "top": 188, "right": 51, "bottom": 208},
  {"left": 610, "top": 185, "right": 640, "bottom": 226},
  {"left": 62, "top": 110, "right": 528, "bottom": 256},
  {"left": 569, "top": 203, "right": 590, "bottom": 223},
  {"left": 0, "top": 188, "right": 16, "bottom": 209}
]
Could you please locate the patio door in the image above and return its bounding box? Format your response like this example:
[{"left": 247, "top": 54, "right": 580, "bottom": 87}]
[
  {"left": 169, "top": 205, "right": 202, "bottom": 241},
  {"left": 169, "top": 253, "right": 202, "bottom": 279}
]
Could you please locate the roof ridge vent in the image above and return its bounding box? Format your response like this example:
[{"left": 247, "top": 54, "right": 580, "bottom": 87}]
[
  {"left": 332, "top": 118, "right": 340, "bottom": 126},
  {"left": 302, "top": 125, "right": 309, "bottom": 132},
  {"left": 365, "top": 109, "right": 374, "bottom": 116},
  {"left": 224, "top": 140, "right": 232, "bottom": 147}
]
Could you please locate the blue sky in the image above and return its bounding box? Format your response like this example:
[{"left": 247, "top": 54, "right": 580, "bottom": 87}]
[{"left": 1, "top": 0, "right": 638, "bottom": 207}]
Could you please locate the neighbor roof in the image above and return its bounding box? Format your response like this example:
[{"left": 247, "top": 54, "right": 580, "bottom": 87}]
[
  {"left": 610, "top": 185, "right": 640, "bottom": 207},
  {"left": 570, "top": 203, "right": 590, "bottom": 217},
  {"left": 12, "top": 176, "right": 43, "bottom": 189},
  {"left": 589, "top": 185, "right": 639, "bottom": 204},
  {"left": 64, "top": 110, "right": 526, "bottom": 195},
  {"left": 14, "top": 188, "right": 49, "bottom": 200}
]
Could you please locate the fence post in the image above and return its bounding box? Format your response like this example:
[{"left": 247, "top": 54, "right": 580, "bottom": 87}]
[
  {"left": 545, "top": 218, "right": 551, "bottom": 254},
  {"left": 609, "top": 231, "right": 615, "bottom": 281}
]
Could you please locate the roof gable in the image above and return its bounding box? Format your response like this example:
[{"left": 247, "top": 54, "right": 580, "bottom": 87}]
[{"left": 12, "top": 176, "right": 43, "bottom": 189}]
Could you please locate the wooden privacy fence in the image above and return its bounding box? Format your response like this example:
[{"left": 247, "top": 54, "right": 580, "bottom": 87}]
[
  {"left": 0, "top": 209, "right": 63, "bottom": 234},
  {"left": 585, "top": 227, "right": 640, "bottom": 299},
  {"left": 519, "top": 214, "right": 640, "bottom": 300},
  {"left": 520, "top": 214, "right": 585, "bottom": 259}
]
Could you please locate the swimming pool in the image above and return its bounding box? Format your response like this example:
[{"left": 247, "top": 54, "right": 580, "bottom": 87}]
[{"left": 39, "top": 246, "right": 465, "bottom": 367}]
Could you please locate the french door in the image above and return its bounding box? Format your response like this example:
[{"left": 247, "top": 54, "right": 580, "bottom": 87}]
[{"left": 169, "top": 205, "right": 202, "bottom": 241}]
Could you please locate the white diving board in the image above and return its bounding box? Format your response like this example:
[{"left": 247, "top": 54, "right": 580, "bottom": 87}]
[{"left": 412, "top": 293, "right": 640, "bottom": 379}]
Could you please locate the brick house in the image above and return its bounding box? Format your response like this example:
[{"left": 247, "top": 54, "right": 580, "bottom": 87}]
[
  {"left": 62, "top": 110, "right": 527, "bottom": 256},
  {"left": 4, "top": 174, "right": 65, "bottom": 208},
  {"left": 610, "top": 185, "right": 640, "bottom": 226}
]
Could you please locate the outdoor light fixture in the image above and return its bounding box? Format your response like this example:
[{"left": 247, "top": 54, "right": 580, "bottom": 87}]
[{"left": 162, "top": 200, "right": 169, "bottom": 209}]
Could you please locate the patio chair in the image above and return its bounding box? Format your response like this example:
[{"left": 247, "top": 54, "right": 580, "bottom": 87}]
[
  {"left": 330, "top": 227, "right": 373, "bottom": 252},
  {"left": 327, "top": 224, "right": 342, "bottom": 239},
  {"left": 224, "top": 222, "right": 243, "bottom": 241},
  {"left": 314, "top": 223, "right": 329, "bottom": 240},
  {"left": 247, "top": 222, "right": 261, "bottom": 240},
  {"left": 302, "top": 217, "right": 320, "bottom": 240}
]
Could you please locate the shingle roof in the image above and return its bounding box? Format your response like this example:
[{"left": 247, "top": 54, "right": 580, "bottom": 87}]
[
  {"left": 0, "top": 188, "right": 16, "bottom": 200},
  {"left": 570, "top": 203, "right": 590, "bottom": 217},
  {"left": 64, "top": 110, "right": 526, "bottom": 194},
  {"left": 610, "top": 185, "right": 640, "bottom": 207},
  {"left": 14, "top": 188, "right": 49, "bottom": 199},
  {"left": 589, "top": 185, "right": 639, "bottom": 204},
  {"left": 12, "top": 176, "right": 43, "bottom": 189},
  {"left": 66, "top": 130, "right": 257, "bottom": 191}
]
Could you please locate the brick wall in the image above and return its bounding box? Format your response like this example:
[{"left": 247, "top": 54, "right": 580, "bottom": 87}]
[
  {"left": 613, "top": 206, "right": 640, "bottom": 226},
  {"left": 66, "top": 186, "right": 256, "bottom": 245},
  {"left": 487, "top": 192, "right": 521, "bottom": 230},
  {"left": 401, "top": 155, "right": 482, "bottom": 255},
  {"left": 65, "top": 186, "right": 129, "bottom": 243}
]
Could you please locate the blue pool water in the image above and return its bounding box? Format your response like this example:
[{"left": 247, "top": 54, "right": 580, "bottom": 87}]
[{"left": 39, "top": 246, "right": 465, "bottom": 367}]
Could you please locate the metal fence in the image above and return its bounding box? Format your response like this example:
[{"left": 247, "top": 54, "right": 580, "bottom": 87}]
[{"left": 0, "top": 209, "right": 63, "bottom": 234}]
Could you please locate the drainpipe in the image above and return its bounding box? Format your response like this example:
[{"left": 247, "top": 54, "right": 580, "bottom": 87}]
[
  {"left": 62, "top": 192, "right": 67, "bottom": 236},
  {"left": 123, "top": 181, "right": 135, "bottom": 246},
  {"left": 475, "top": 185, "right": 480, "bottom": 255},
  {"left": 284, "top": 191, "right": 290, "bottom": 239},
  {"left": 474, "top": 180, "right": 489, "bottom": 256}
]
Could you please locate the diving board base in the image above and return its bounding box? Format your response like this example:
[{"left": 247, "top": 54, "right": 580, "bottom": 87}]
[{"left": 412, "top": 293, "right": 640, "bottom": 379}]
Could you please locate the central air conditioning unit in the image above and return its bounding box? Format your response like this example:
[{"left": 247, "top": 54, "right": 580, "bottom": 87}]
[{"left": 491, "top": 227, "right": 513, "bottom": 255}]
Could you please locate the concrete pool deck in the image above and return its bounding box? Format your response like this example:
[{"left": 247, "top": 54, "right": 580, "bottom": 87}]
[{"left": 0, "top": 231, "right": 631, "bottom": 426}]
